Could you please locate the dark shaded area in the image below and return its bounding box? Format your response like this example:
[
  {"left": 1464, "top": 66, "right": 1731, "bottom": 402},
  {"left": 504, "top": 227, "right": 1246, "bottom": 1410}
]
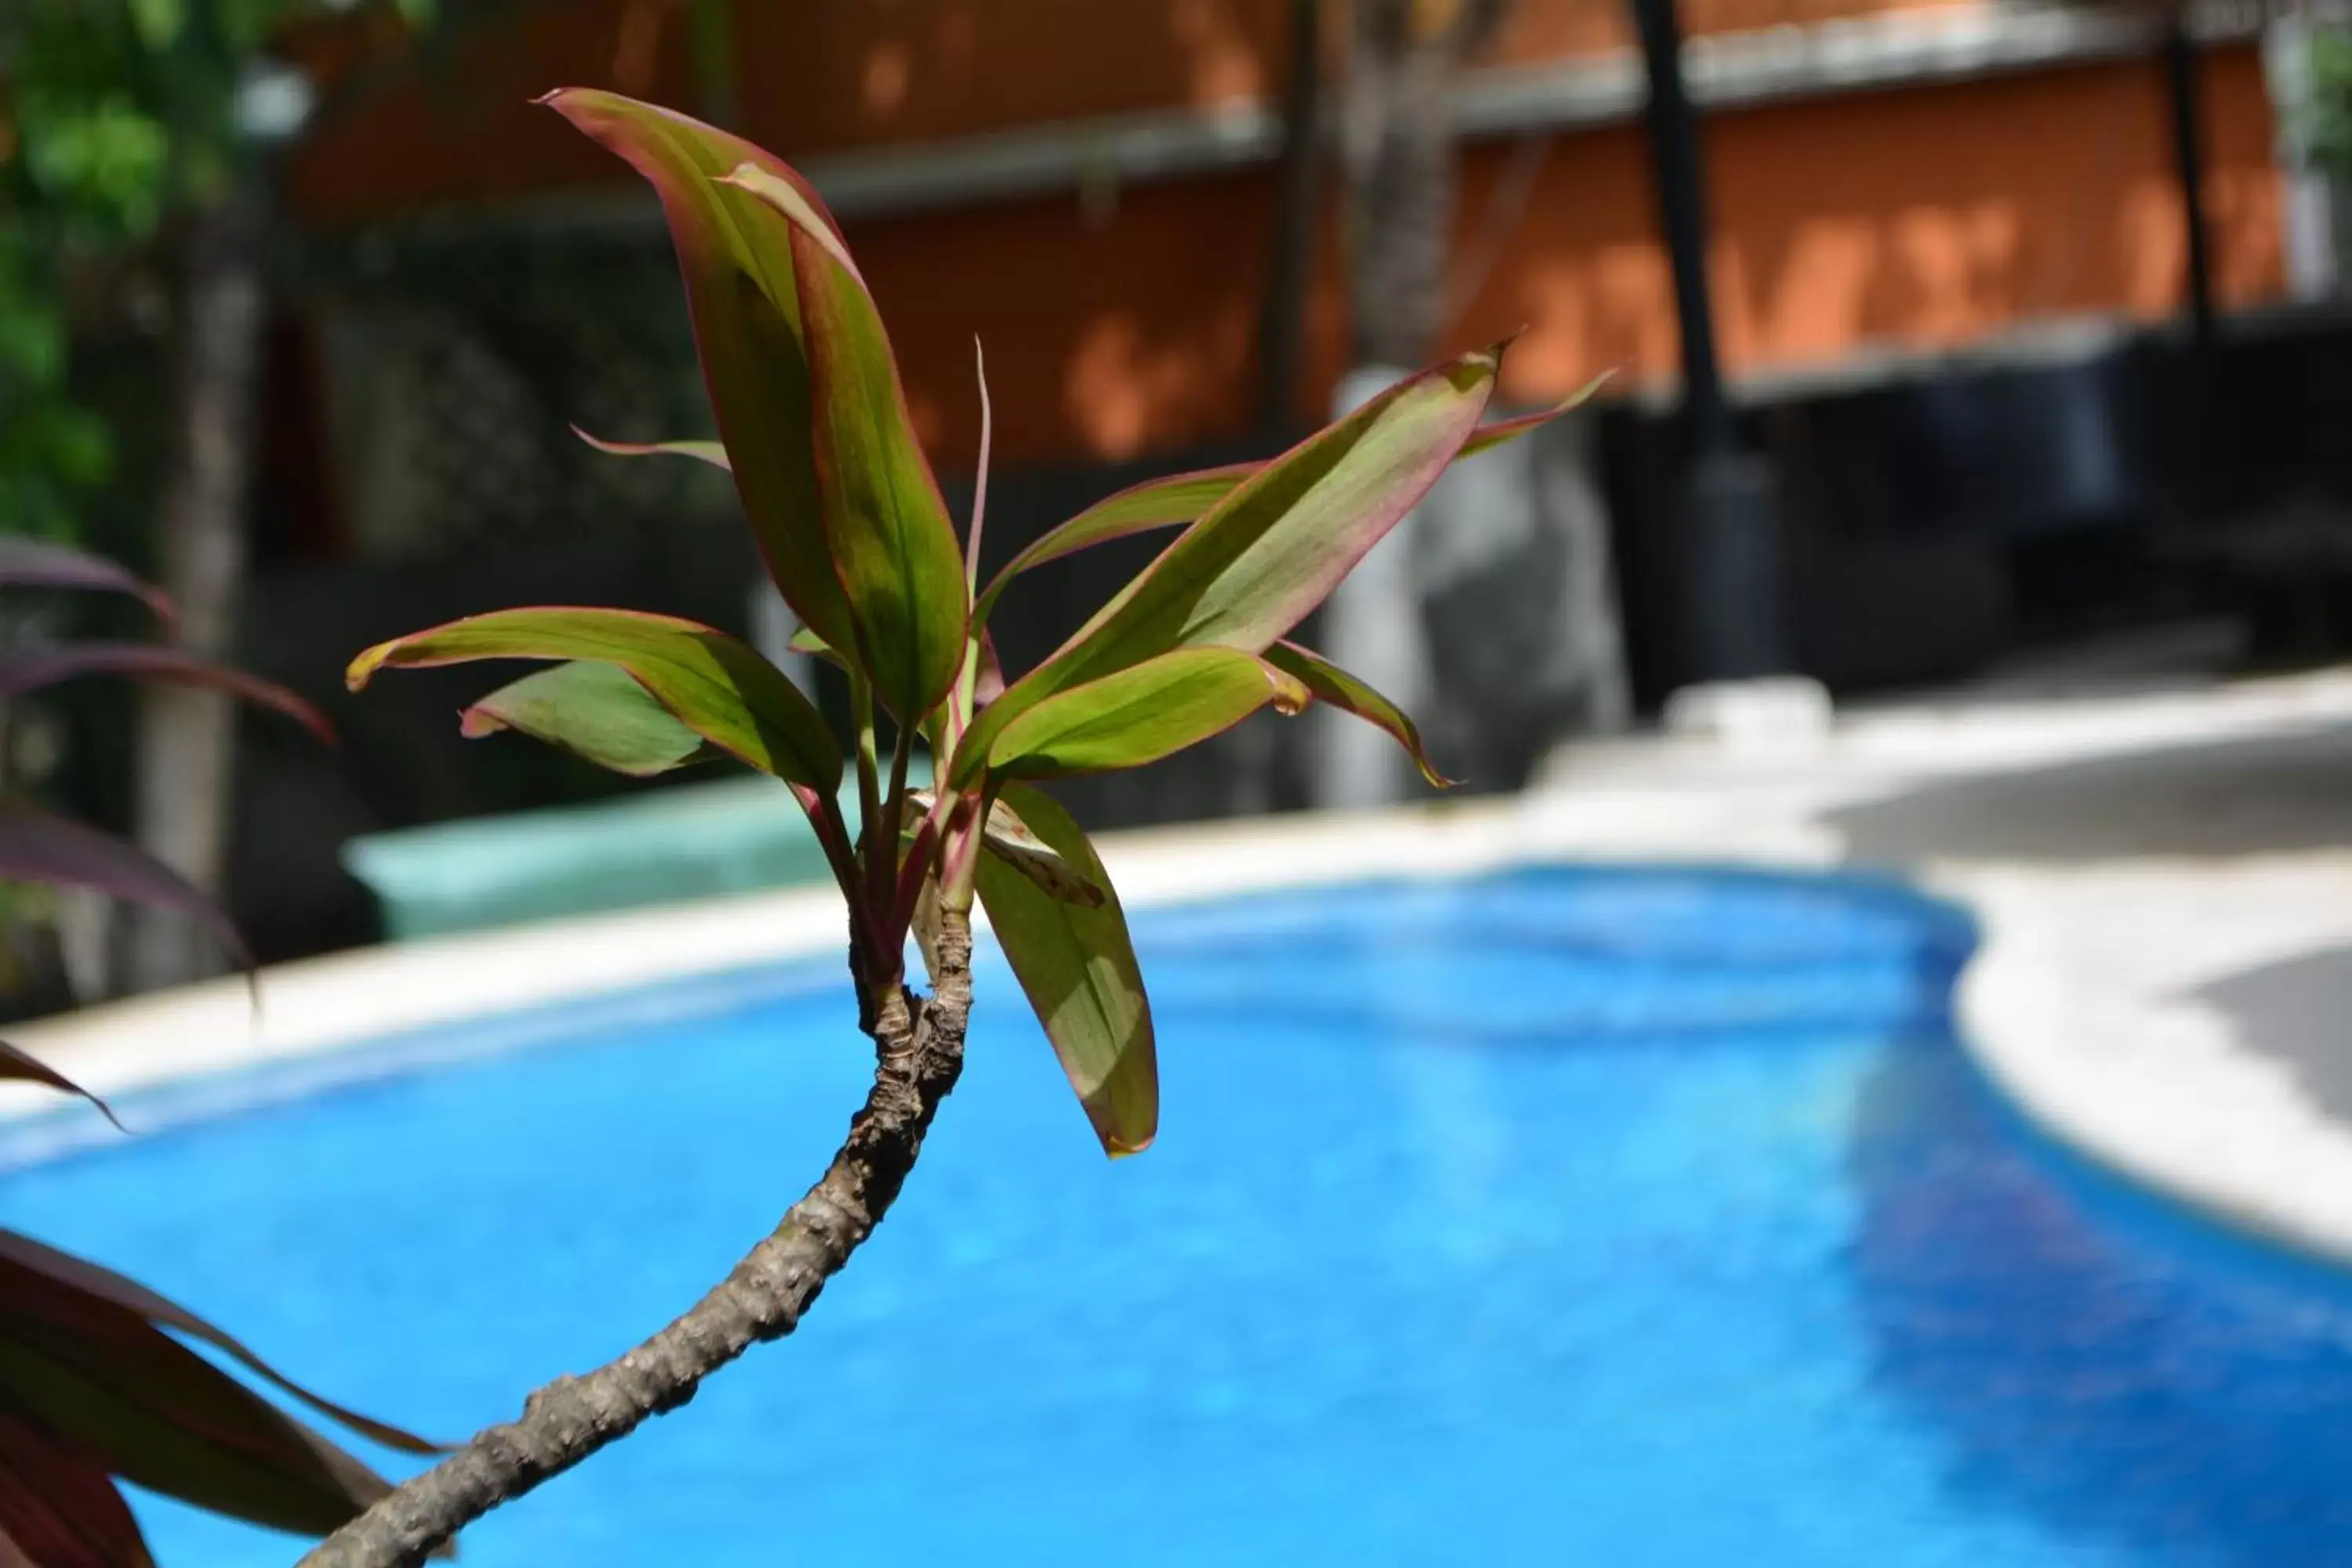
[
  {"left": 1825, "top": 717, "right": 2352, "bottom": 867},
  {"left": 1602, "top": 303, "right": 2352, "bottom": 702},
  {"left": 1849, "top": 1036, "right": 2352, "bottom": 1565},
  {"left": 2195, "top": 946, "right": 2352, "bottom": 1125}
]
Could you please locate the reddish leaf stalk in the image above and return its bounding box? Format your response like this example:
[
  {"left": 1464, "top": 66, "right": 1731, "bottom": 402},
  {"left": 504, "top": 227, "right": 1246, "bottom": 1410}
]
[{"left": 966, "top": 337, "right": 992, "bottom": 592}]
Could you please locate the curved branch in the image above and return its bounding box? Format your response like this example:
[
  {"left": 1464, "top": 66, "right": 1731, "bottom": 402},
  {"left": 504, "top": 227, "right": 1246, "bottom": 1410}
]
[{"left": 296, "top": 913, "right": 976, "bottom": 1568}]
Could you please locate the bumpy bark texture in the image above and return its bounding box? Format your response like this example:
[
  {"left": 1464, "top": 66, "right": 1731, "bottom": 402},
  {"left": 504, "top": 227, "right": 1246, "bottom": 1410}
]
[{"left": 296, "top": 913, "right": 975, "bottom": 1568}]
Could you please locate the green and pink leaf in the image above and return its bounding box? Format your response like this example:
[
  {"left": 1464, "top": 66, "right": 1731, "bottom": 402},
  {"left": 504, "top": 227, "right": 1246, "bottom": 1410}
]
[
  {"left": 720, "top": 162, "right": 970, "bottom": 720},
  {"left": 460, "top": 660, "right": 720, "bottom": 778},
  {"left": 543, "top": 89, "right": 857, "bottom": 653},
  {"left": 348, "top": 607, "right": 840, "bottom": 790},
  {"left": 976, "top": 784, "right": 1156, "bottom": 1156},
  {"left": 964, "top": 646, "right": 1307, "bottom": 786},
  {"left": 1263, "top": 641, "right": 1453, "bottom": 789}
]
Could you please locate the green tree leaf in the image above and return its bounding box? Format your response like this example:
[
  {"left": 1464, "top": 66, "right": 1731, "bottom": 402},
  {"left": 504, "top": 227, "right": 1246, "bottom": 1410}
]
[
  {"left": 976, "top": 784, "right": 1156, "bottom": 1156},
  {"left": 972, "top": 459, "right": 1260, "bottom": 628},
  {"left": 966, "top": 646, "right": 1307, "bottom": 785},
  {"left": 959, "top": 347, "right": 1500, "bottom": 771},
  {"left": 970, "top": 370, "right": 1608, "bottom": 631},
  {"left": 720, "top": 162, "right": 970, "bottom": 720},
  {"left": 128, "top": 0, "right": 183, "bottom": 51},
  {"left": 1263, "top": 641, "right": 1453, "bottom": 788},
  {"left": 543, "top": 89, "right": 858, "bottom": 657},
  {"left": 348, "top": 607, "right": 840, "bottom": 790},
  {"left": 459, "top": 660, "right": 723, "bottom": 778}
]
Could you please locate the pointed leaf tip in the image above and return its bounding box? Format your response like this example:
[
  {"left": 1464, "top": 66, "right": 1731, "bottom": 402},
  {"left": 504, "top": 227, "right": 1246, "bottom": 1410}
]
[
  {"left": 1266, "top": 641, "right": 1454, "bottom": 789},
  {"left": 0, "top": 1041, "right": 124, "bottom": 1132},
  {"left": 720, "top": 158, "right": 969, "bottom": 720},
  {"left": 976, "top": 785, "right": 1156, "bottom": 1156},
  {"left": 546, "top": 88, "right": 859, "bottom": 655},
  {"left": 966, "top": 647, "right": 1302, "bottom": 786},
  {"left": 347, "top": 608, "right": 840, "bottom": 789},
  {"left": 459, "top": 660, "right": 721, "bottom": 778},
  {"left": 572, "top": 426, "right": 732, "bottom": 471}
]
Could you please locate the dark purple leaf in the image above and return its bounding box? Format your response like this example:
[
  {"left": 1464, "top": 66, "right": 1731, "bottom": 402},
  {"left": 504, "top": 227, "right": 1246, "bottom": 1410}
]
[
  {"left": 0, "top": 1256, "right": 395, "bottom": 1537},
  {"left": 0, "top": 541, "right": 170, "bottom": 623},
  {"left": 0, "top": 1411, "right": 154, "bottom": 1568},
  {"left": 0, "top": 1231, "right": 439, "bottom": 1457},
  {"left": 0, "top": 1043, "right": 121, "bottom": 1131},
  {"left": 0, "top": 807, "right": 248, "bottom": 971},
  {"left": 0, "top": 645, "right": 332, "bottom": 745}
]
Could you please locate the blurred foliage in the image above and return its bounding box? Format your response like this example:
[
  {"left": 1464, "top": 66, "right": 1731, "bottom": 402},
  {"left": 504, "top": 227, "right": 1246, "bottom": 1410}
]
[
  {"left": 2303, "top": 27, "right": 2352, "bottom": 187},
  {"left": 0, "top": 0, "right": 435, "bottom": 543}
]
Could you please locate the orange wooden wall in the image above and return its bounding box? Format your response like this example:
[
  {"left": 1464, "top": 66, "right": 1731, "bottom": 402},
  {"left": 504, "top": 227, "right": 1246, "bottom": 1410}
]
[{"left": 287, "top": 1, "right": 2288, "bottom": 471}]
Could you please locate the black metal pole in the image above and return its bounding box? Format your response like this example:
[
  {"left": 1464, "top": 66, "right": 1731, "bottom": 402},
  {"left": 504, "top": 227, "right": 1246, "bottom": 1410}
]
[
  {"left": 1631, "top": 0, "right": 1732, "bottom": 461},
  {"left": 2162, "top": 14, "right": 2217, "bottom": 344},
  {"left": 1630, "top": 0, "right": 1788, "bottom": 681}
]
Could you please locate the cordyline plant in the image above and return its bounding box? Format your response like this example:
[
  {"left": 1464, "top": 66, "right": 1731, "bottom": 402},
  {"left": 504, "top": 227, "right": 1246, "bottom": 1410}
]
[
  {"left": 310, "top": 89, "right": 1592, "bottom": 1568},
  {"left": 0, "top": 535, "right": 437, "bottom": 1564}
]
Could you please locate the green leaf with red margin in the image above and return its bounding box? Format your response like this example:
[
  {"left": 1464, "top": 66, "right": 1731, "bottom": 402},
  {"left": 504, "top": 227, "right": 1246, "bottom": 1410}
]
[
  {"left": 719, "top": 162, "right": 970, "bottom": 720},
  {"left": 971, "top": 646, "right": 1308, "bottom": 785},
  {"left": 0, "top": 807, "right": 249, "bottom": 971},
  {"left": 460, "top": 660, "right": 722, "bottom": 778},
  {"left": 0, "top": 644, "right": 331, "bottom": 745},
  {"left": 0, "top": 538, "right": 172, "bottom": 621},
  {"left": 0, "top": 1230, "right": 438, "bottom": 1457},
  {"left": 968, "top": 370, "right": 1610, "bottom": 631},
  {"left": 956, "top": 347, "right": 1501, "bottom": 775},
  {"left": 976, "top": 783, "right": 1156, "bottom": 1156},
  {"left": 348, "top": 608, "right": 840, "bottom": 790},
  {"left": 542, "top": 89, "right": 858, "bottom": 656},
  {"left": 572, "top": 426, "right": 731, "bottom": 471},
  {"left": 0, "top": 1410, "right": 153, "bottom": 1568},
  {"left": 0, "top": 1251, "right": 405, "bottom": 1538},
  {"left": 971, "top": 459, "right": 1260, "bottom": 628},
  {"left": 1263, "top": 641, "right": 1454, "bottom": 789}
]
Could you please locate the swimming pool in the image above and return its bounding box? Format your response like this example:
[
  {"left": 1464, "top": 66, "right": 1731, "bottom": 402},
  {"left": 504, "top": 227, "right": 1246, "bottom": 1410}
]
[{"left": 6, "top": 865, "right": 2351, "bottom": 1566}]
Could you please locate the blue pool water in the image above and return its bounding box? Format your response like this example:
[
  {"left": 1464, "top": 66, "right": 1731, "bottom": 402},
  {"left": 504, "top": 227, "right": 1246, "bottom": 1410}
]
[{"left": 6, "top": 866, "right": 2352, "bottom": 1566}]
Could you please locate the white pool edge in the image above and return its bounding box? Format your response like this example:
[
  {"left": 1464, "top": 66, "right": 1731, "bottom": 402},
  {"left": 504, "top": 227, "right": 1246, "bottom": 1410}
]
[{"left": 23, "top": 673, "right": 2352, "bottom": 1275}]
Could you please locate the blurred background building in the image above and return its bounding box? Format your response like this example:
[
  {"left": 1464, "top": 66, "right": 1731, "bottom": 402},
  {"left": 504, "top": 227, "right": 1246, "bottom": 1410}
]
[{"left": 8, "top": 0, "right": 2350, "bottom": 993}]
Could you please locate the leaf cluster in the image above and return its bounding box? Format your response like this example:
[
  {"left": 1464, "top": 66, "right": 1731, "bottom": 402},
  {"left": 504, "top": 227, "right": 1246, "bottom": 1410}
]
[{"left": 350, "top": 90, "right": 1601, "bottom": 1157}]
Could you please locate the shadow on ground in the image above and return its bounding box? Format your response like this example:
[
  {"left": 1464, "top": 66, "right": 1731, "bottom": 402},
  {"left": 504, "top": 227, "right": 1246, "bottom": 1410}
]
[
  {"left": 2194, "top": 946, "right": 2352, "bottom": 1123},
  {"left": 1824, "top": 718, "right": 2352, "bottom": 866}
]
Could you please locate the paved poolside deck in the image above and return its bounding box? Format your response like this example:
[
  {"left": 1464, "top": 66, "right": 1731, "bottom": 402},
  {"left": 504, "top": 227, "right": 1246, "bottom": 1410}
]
[{"left": 16, "top": 667, "right": 2352, "bottom": 1264}]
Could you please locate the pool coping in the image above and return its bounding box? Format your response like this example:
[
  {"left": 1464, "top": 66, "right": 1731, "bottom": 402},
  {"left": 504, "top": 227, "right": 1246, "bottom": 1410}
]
[{"left": 20, "top": 667, "right": 2352, "bottom": 1271}]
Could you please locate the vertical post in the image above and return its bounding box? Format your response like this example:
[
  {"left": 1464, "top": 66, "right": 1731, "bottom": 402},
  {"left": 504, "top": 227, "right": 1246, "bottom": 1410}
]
[
  {"left": 1259, "top": 0, "right": 1323, "bottom": 433},
  {"left": 1629, "top": 0, "right": 1788, "bottom": 684},
  {"left": 1632, "top": 0, "right": 1731, "bottom": 461},
  {"left": 2163, "top": 13, "right": 2218, "bottom": 343}
]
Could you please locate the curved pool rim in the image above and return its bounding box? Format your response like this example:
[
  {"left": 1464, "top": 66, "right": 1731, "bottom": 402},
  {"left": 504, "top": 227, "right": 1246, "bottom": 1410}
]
[
  {"left": 13, "top": 790, "right": 2352, "bottom": 1271},
  {"left": 23, "top": 840, "right": 2352, "bottom": 1567}
]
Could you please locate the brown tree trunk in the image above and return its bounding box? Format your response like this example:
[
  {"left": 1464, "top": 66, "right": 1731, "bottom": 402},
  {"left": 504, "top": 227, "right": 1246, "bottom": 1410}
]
[
  {"left": 297, "top": 916, "right": 976, "bottom": 1568},
  {"left": 125, "top": 193, "right": 268, "bottom": 993},
  {"left": 1341, "top": 0, "right": 1501, "bottom": 368}
]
